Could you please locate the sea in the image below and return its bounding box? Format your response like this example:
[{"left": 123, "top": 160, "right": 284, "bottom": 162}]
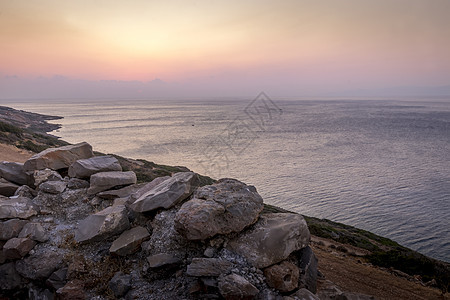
[{"left": 2, "top": 97, "right": 449, "bottom": 262}]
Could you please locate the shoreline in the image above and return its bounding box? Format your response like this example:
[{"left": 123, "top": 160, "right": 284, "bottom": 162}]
[{"left": 1, "top": 105, "right": 448, "bottom": 298}]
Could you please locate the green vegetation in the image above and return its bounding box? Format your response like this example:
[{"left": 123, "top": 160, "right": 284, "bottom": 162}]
[
  {"left": 0, "top": 120, "right": 24, "bottom": 135},
  {"left": 17, "top": 140, "right": 49, "bottom": 153}
]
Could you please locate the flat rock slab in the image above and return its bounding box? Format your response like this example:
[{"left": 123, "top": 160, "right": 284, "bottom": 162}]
[
  {"left": 69, "top": 155, "right": 122, "bottom": 178},
  {"left": 227, "top": 213, "right": 310, "bottom": 268},
  {"left": 24, "top": 142, "right": 93, "bottom": 172},
  {"left": 127, "top": 176, "right": 170, "bottom": 204},
  {"left": 88, "top": 171, "right": 137, "bottom": 195},
  {"left": 147, "top": 253, "right": 181, "bottom": 268},
  {"left": 130, "top": 172, "right": 199, "bottom": 213},
  {"left": 0, "top": 161, "right": 28, "bottom": 185},
  {"left": 174, "top": 178, "right": 264, "bottom": 240},
  {"left": 0, "top": 197, "right": 38, "bottom": 219},
  {"left": 109, "top": 226, "right": 150, "bottom": 256},
  {"left": 75, "top": 205, "right": 130, "bottom": 243},
  {"left": 187, "top": 258, "right": 233, "bottom": 277},
  {"left": 0, "top": 219, "right": 28, "bottom": 240},
  {"left": 218, "top": 273, "right": 259, "bottom": 299},
  {"left": 98, "top": 183, "right": 147, "bottom": 200},
  {"left": 0, "top": 178, "right": 19, "bottom": 197}
]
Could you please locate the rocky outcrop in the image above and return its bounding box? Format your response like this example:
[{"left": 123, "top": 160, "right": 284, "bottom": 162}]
[
  {"left": 174, "top": 178, "right": 264, "bottom": 240},
  {"left": 68, "top": 155, "right": 122, "bottom": 178},
  {"left": 87, "top": 171, "right": 137, "bottom": 195},
  {"left": 0, "top": 141, "right": 379, "bottom": 300},
  {"left": 23, "top": 142, "right": 93, "bottom": 172},
  {"left": 227, "top": 213, "right": 310, "bottom": 268},
  {"left": 130, "top": 172, "right": 198, "bottom": 212}
]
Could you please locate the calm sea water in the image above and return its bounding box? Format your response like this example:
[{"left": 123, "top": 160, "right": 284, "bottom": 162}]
[{"left": 3, "top": 98, "right": 450, "bottom": 262}]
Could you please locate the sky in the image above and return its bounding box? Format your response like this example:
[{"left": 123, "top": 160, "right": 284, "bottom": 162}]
[{"left": 1, "top": 0, "right": 450, "bottom": 99}]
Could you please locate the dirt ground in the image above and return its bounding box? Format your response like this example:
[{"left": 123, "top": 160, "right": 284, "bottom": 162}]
[
  {"left": 313, "top": 240, "right": 448, "bottom": 300},
  {"left": 0, "top": 143, "right": 34, "bottom": 163}
]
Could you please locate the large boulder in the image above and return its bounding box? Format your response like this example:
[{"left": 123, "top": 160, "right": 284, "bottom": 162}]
[
  {"left": 227, "top": 213, "right": 310, "bottom": 268},
  {"left": 23, "top": 142, "right": 93, "bottom": 172},
  {"left": 109, "top": 226, "right": 150, "bottom": 256},
  {"left": 130, "top": 172, "right": 199, "bottom": 213},
  {"left": 264, "top": 260, "right": 299, "bottom": 292},
  {"left": 74, "top": 205, "right": 130, "bottom": 243},
  {"left": 218, "top": 273, "right": 259, "bottom": 300},
  {"left": 174, "top": 179, "right": 263, "bottom": 240},
  {"left": 68, "top": 155, "right": 122, "bottom": 178},
  {"left": 0, "top": 178, "right": 19, "bottom": 197},
  {"left": 0, "top": 161, "right": 28, "bottom": 185},
  {"left": 0, "top": 219, "right": 28, "bottom": 240},
  {"left": 87, "top": 171, "right": 137, "bottom": 195},
  {"left": 0, "top": 197, "right": 38, "bottom": 219}
]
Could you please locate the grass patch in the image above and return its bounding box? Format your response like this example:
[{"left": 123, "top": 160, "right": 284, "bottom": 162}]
[{"left": 17, "top": 140, "right": 49, "bottom": 153}]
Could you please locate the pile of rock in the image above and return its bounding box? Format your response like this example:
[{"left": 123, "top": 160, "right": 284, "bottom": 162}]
[{"left": 0, "top": 142, "right": 372, "bottom": 299}]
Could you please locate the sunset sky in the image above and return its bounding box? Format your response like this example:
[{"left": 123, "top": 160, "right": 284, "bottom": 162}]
[{"left": 1, "top": 0, "right": 450, "bottom": 99}]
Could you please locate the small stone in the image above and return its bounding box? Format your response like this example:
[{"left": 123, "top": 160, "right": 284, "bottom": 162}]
[
  {"left": 13, "top": 185, "right": 37, "bottom": 199},
  {"left": 147, "top": 253, "right": 181, "bottom": 268},
  {"left": 204, "top": 247, "right": 216, "bottom": 258},
  {"left": 39, "top": 180, "right": 67, "bottom": 194},
  {"left": 109, "top": 226, "right": 150, "bottom": 256},
  {"left": 33, "top": 169, "right": 63, "bottom": 186},
  {"left": 3, "top": 237, "right": 36, "bottom": 259},
  {"left": 18, "top": 222, "right": 48, "bottom": 242},
  {"left": 56, "top": 280, "right": 86, "bottom": 300},
  {"left": 0, "top": 219, "right": 28, "bottom": 240},
  {"left": 108, "top": 271, "right": 131, "bottom": 298},
  {"left": 67, "top": 178, "right": 90, "bottom": 189}
]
